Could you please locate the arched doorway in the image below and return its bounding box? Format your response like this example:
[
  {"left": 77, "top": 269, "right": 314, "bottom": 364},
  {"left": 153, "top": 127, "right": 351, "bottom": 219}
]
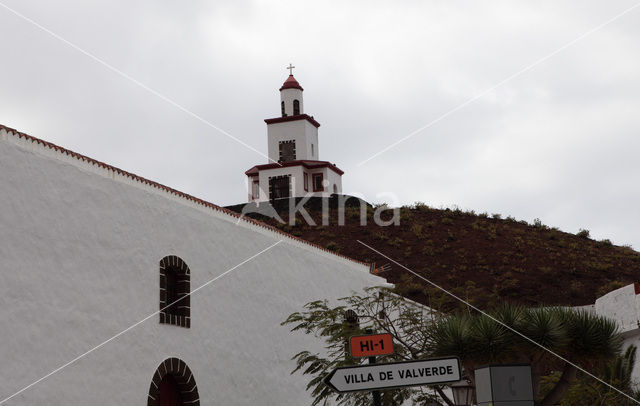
[
  {"left": 158, "top": 374, "right": 183, "bottom": 406},
  {"left": 147, "top": 358, "right": 200, "bottom": 406}
]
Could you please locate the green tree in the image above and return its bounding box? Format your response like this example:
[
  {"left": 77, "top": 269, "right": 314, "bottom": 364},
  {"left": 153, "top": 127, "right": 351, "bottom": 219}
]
[
  {"left": 282, "top": 288, "right": 623, "bottom": 406},
  {"left": 539, "top": 345, "right": 640, "bottom": 405},
  {"left": 281, "top": 287, "right": 450, "bottom": 405}
]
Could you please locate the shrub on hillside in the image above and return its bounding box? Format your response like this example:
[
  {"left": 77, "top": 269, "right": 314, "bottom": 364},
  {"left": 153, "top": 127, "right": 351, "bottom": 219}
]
[{"left": 577, "top": 229, "right": 591, "bottom": 239}]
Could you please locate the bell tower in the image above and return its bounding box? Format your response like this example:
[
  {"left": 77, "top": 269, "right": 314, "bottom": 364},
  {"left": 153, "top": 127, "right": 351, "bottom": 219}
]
[
  {"left": 265, "top": 65, "right": 319, "bottom": 163},
  {"left": 244, "top": 65, "right": 344, "bottom": 202},
  {"left": 280, "top": 63, "right": 304, "bottom": 117}
]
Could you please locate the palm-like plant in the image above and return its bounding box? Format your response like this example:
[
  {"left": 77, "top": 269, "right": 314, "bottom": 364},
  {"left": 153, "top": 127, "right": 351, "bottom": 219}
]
[
  {"left": 541, "top": 309, "right": 622, "bottom": 405},
  {"left": 430, "top": 305, "right": 621, "bottom": 406},
  {"left": 604, "top": 345, "right": 636, "bottom": 392},
  {"left": 539, "top": 345, "right": 638, "bottom": 405},
  {"left": 598, "top": 345, "right": 639, "bottom": 405}
]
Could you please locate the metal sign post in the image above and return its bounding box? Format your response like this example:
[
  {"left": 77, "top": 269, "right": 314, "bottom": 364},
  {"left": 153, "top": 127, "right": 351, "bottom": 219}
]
[{"left": 366, "top": 329, "right": 382, "bottom": 406}]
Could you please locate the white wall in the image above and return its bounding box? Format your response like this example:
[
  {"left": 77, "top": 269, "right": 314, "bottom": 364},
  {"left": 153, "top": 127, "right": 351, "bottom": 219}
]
[
  {"left": 307, "top": 122, "right": 319, "bottom": 160},
  {"left": 325, "top": 168, "right": 343, "bottom": 195},
  {"left": 0, "top": 131, "right": 383, "bottom": 405},
  {"left": 250, "top": 166, "right": 342, "bottom": 202},
  {"left": 593, "top": 284, "right": 640, "bottom": 386},
  {"left": 280, "top": 88, "right": 304, "bottom": 117},
  {"left": 256, "top": 165, "right": 305, "bottom": 201},
  {"left": 267, "top": 120, "right": 318, "bottom": 162},
  {"left": 595, "top": 284, "right": 640, "bottom": 334},
  {"left": 247, "top": 175, "right": 258, "bottom": 201}
]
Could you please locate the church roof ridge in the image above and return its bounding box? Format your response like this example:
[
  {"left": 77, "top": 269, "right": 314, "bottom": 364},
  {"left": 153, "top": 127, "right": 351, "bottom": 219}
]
[{"left": 0, "top": 123, "right": 368, "bottom": 268}]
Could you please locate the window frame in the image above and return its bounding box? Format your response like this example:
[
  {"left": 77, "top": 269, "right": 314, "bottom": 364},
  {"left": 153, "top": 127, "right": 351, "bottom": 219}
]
[
  {"left": 159, "top": 256, "right": 191, "bottom": 328},
  {"left": 312, "top": 173, "right": 324, "bottom": 192},
  {"left": 269, "top": 175, "right": 291, "bottom": 200},
  {"left": 278, "top": 140, "right": 296, "bottom": 163},
  {"left": 252, "top": 179, "right": 260, "bottom": 200}
]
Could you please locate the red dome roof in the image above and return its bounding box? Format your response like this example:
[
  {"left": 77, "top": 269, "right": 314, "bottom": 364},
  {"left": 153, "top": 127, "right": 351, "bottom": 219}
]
[{"left": 279, "top": 75, "right": 304, "bottom": 91}]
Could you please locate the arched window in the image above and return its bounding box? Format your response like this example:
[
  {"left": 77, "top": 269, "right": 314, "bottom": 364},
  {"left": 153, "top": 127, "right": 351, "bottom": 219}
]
[
  {"left": 148, "top": 358, "right": 200, "bottom": 406},
  {"left": 281, "top": 100, "right": 286, "bottom": 117},
  {"left": 293, "top": 99, "right": 300, "bottom": 115},
  {"left": 159, "top": 256, "right": 190, "bottom": 328}
]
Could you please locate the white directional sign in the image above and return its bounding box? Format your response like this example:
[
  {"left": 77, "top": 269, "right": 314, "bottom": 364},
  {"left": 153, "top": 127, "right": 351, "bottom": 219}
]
[{"left": 324, "top": 357, "right": 461, "bottom": 393}]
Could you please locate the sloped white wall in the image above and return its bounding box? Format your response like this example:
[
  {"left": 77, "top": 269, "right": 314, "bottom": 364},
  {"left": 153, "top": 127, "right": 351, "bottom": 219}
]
[
  {"left": 595, "top": 284, "right": 640, "bottom": 333},
  {"left": 594, "top": 283, "right": 640, "bottom": 386},
  {"left": 0, "top": 135, "right": 384, "bottom": 405}
]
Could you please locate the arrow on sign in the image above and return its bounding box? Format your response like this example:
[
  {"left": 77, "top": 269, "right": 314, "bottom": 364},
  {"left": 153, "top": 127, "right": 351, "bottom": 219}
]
[{"left": 324, "top": 357, "right": 461, "bottom": 393}]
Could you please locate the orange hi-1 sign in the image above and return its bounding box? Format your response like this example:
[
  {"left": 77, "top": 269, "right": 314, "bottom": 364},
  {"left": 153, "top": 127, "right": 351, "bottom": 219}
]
[{"left": 350, "top": 333, "right": 394, "bottom": 358}]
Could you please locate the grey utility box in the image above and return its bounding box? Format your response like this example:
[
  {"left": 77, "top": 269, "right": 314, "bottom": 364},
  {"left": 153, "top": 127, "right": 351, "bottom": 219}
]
[{"left": 475, "top": 364, "right": 534, "bottom": 406}]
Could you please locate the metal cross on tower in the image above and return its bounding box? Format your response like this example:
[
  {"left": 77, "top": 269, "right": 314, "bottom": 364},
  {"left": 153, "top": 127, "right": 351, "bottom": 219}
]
[{"left": 286, "top": 63, "right": 295, "bottom": 75}]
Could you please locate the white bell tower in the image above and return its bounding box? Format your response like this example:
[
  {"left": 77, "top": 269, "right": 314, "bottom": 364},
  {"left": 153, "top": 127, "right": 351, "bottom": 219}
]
[
  {"left": 280, "top": 63, "right": 304, "bottom": 117},
  {"left": 245, "top": 65, "right": 344, "bottom": 202}
]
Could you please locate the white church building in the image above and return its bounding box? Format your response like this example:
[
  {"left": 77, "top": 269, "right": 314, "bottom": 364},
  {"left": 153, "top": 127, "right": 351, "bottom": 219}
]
[
  {"left": 0, "top": 123, "right": 382, "bottom": 405},
  {"left": 245, "top": 69, "right": 344, "bottom": 202}
]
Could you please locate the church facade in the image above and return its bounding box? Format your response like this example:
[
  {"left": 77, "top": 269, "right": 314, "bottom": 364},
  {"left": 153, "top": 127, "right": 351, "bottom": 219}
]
[
  {"left": 245, "top": 71, "right": 344, "bottom": 202},
  {"left": 0, "top": 124, "right": 382, "bottom": 405}
]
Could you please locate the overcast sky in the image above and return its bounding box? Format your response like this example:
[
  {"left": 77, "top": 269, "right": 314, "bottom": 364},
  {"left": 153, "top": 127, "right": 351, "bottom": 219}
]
[{"left": 1, "top": 1, "right": 639, "bottom": 249}]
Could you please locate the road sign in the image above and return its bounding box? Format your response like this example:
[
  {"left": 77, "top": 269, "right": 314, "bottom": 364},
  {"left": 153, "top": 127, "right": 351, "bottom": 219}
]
[
  {"left": 350, "top": 333, "right": 394, "bottom": 358},
  {"left": 324, "top": 357, "right": 461, "bottom": 393}
]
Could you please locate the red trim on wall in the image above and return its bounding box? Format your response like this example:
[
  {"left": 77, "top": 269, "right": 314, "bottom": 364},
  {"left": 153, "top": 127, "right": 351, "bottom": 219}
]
[
  {"left": 264, "top": 114, "right": 320, "bottom": 128},
  {"left": 245, "top": 160, "right": 344, "bottom": 176},
  {"left": 634, "top": 282, "right": 640, "bottom": 295}
]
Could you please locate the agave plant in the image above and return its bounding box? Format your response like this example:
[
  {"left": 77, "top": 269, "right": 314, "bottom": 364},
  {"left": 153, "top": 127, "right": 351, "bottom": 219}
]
[
  {"left": 538, "top": 308, "right": 621, "bottom": 405},
  {"left": 430, "top": 304, "right": 622, "bottom": 406},
  {"left": 603, "top": 345, "right": 637, "bottom": 391},
  {"left": 539, "top": 345, "right": 638, "bottom": 405}
]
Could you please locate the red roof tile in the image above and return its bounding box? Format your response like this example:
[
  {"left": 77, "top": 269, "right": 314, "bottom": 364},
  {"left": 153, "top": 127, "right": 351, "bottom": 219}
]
[{"left": 279, "top": 75, "right": 303, "bottom": 91}]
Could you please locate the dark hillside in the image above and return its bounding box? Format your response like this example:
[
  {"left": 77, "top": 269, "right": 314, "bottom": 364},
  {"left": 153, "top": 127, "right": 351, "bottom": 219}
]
[{"left": 227, "top": 197, "right": 640, "bottom": 310}]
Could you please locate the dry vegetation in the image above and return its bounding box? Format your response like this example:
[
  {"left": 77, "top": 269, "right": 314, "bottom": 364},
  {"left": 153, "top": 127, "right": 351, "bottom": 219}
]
[{"left": 227, "top": 198, "right": 640, "bottom": 310}]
